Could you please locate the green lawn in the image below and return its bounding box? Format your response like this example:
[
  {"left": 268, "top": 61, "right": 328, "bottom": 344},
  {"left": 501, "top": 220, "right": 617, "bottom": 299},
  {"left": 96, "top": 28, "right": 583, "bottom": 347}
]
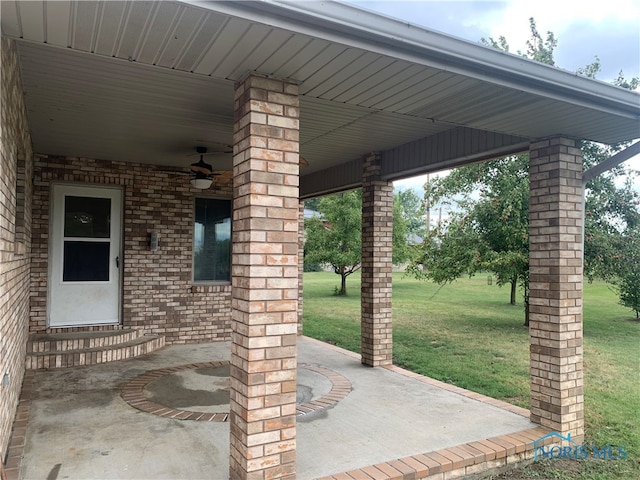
[{"left": 302, "top": 271, "right": 640, "bottom": 479}]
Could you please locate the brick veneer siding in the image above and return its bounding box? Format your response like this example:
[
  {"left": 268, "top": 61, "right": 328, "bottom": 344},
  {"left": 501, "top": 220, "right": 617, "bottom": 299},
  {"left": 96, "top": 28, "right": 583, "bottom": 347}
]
[
  {"left": 30, "top": 155, "right": 233, "bottom": 344},
  {"left": 229, "top": 74, "right": 299, "bottom": 480},
  {"left": 1, "top": 38, "right": 34, "bottom": 462},
  {"left": 528, "top": 137, "right": 584, "bottom": 440},
  {"left": 361, "top": 153, "right": 394, "bottom": 366}
]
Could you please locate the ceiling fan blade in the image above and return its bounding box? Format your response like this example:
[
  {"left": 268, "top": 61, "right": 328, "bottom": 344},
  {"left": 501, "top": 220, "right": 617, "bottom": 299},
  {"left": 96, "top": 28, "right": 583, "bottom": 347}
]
[
  {"left": 194, "top": 140, "right": 233, "bottom": 152},
  {"left": 157, "top": 167, "right": 191, "bottom": 175},
  {"left": 187, "top": 151, "right": 231, "bottom": 157},
  {"left": 190, "top": 164, "right": 213, "bottom": 175},
  {"left": 186, "top": 147, "right": 217, "bottom": 175},
  {"left": 211, "top": 170, "right": 232, "bottom": 179}
]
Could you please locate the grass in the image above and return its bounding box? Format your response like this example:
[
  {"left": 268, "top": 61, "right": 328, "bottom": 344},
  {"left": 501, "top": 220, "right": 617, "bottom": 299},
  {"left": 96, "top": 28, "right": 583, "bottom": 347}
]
[{"left": 302, "top": 272, "right": 640, "bottom": 480}]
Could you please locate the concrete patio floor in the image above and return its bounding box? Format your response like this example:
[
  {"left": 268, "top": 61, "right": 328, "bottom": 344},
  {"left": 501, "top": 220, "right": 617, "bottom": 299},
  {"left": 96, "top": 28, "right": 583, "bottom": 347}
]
[{"left": 7, "top": 336, "right": 550, "bottom": 479}]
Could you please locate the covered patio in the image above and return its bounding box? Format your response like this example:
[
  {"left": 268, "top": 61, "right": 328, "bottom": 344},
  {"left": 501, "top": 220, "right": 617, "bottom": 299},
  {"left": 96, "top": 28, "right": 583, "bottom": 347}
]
[
  {"left": 9, "top": 337, "right": 548, "bottom": 480},
  {"left": 1, "top": 1, "right": 639, "bottom": 479}
]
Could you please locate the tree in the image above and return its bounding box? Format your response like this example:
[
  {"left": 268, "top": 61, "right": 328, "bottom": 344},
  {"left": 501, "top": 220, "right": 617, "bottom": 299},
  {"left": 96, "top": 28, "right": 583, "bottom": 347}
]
[
  {"left": 613, "top": 230, "right": 640, "bottom": 319},
  {"left": 396, "top": 189, "right": 426, "bottom": 241},
  {"left": 481, "top": 18, "right": 557, "bottom": 65},
  {"left": 410, "top": 19, "right": 639, "bottom": 325},
  {"left": 392, "top": 195, "right": 411, "bottom": 265},
  {"left": 303, "top": 197, "right": 321, "bottom": 212},
  {"left": 409, "top": 155, "right": 530, "bottom": 313},
  {"left": 304, "top": 189, "right": 410, "bottom": 295},
  {"left": 304, "top": 190, "right": 362, "bottom": 295},
  {"left": 583, "top": 145, "right": 640, "bottom": 281}
]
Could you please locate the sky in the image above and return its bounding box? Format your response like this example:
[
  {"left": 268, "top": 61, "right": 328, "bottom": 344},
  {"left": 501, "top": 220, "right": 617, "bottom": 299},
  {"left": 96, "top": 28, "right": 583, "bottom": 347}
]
[{"left": 348, "top": 0, "right": 640, "bottom": 193}]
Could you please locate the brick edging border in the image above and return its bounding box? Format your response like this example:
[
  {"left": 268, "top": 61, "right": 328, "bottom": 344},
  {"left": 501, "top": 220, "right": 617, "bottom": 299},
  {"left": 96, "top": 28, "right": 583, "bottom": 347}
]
[
  {"left": 120, "top": 361, "right": 352, "bottom": 421},
  {"left": 316, "top": 425, "right": 555, "bottom": 480},
  {"left": 120, "top": 361, "right": 231, "bottom": 421},
  {"left": 3, "top": 370, "right": 35, "bottom": 480},
  {"left": 296, "top": 364, "right": 351, "bottom": 416}
]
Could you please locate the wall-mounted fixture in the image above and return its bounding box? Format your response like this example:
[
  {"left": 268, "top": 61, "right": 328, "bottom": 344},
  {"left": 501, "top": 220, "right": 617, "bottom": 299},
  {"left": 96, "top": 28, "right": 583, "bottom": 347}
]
[{"left": 150, "top": 231, "right": 159, "bottom": 251}]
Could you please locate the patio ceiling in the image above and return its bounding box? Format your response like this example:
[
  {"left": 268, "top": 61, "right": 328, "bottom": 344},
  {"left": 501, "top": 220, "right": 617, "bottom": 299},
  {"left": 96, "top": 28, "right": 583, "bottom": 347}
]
[{"left": 2, "top": 0, "right": 639, "bottom": 197}]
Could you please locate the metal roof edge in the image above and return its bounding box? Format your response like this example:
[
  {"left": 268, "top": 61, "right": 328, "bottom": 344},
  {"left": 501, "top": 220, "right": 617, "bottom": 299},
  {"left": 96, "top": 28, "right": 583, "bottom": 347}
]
[{"left": 183, "top": 0, "right": 639, "bottom": 120}]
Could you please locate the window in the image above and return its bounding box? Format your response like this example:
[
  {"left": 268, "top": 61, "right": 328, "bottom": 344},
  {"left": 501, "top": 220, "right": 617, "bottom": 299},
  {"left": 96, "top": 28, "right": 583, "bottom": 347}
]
[
  {"left": 193, "top": 198, "right": 231, "bottom": 282},
  {"left": 62, "top": 196, "right": 111, "bottom": 282}
]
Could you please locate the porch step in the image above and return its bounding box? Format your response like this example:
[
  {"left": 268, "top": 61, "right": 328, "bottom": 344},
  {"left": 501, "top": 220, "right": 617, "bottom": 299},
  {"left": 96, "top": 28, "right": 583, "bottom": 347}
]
[
  {"left": 27, "top": 329, "right": 140, "bottom": 353},
  {"left": 26, "top": 330, "right": 165, "bottom": 369}
]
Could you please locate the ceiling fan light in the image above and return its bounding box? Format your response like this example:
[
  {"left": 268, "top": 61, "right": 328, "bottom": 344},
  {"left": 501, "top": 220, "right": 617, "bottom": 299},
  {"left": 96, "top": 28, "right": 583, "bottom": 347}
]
[{"left": 191, "top": 177, "right": 213, "bottom": 189}]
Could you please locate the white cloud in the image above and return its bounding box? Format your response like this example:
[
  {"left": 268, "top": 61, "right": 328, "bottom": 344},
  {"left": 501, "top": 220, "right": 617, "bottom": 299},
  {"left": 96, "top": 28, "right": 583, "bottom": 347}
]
[
  {"left": 353, "top": 0, "right": 640, "bottom": 80},
  {"left": 486, "top": 0, "right": 640, "bottom": 79},
  {"left": 393, "top": 176, "right": 427, "bottom": 194},
  {"left": 492, "top": 0, "right": 640, "bottom": 42}
]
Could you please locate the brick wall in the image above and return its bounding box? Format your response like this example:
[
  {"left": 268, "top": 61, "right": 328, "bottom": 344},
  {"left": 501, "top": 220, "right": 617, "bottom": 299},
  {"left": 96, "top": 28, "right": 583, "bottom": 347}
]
[
  {"left": 31, "top": 155, "right": 233, "bottom": 344},
  {"left": 0, "top": 38, "right": 33, "bottom": 462}
]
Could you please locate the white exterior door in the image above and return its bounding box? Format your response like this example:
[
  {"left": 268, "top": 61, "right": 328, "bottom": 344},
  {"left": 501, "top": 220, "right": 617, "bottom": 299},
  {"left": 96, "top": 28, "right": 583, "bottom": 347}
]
[{"left": 49, "top": 184, "right": 122, "bottom": 327}]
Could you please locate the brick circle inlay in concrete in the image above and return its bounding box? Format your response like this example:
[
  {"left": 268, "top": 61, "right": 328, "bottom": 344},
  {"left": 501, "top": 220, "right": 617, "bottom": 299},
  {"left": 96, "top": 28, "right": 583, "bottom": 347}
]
[{"left": 120, "top": 361, "right": 351, "bottom": 421}]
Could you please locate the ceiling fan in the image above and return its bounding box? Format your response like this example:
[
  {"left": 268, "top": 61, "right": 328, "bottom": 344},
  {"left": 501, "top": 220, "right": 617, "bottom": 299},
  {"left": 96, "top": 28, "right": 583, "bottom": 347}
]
[
  {"left": 188, "top": 146, "right": 222, "bottom": 189},
  {"left": 161, "top": 146, "right": 230, "bottom": 189}
]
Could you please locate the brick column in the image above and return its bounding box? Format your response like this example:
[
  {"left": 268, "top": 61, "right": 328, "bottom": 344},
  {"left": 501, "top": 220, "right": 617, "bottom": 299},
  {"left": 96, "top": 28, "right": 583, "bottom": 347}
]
[
  {"left": 298, "top": 200, "right": 304, "bottom": 335},
  {"left": 529, "top": 137, "right": 584, "bottom": 441},
  {"left": 361, "top": 153, "right": 393, "bottom": 367},
  {"left": 230, "top": 73, "right": 300, "bottom": 479}
]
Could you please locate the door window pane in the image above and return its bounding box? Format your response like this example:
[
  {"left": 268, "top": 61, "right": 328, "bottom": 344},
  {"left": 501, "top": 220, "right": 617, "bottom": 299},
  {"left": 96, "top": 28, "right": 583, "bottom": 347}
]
[
  {"left": 63, "top": 241, "right": 110, "bottom": 281},
  {"left": 194, "top": 198, "right": 231, "bottom": 282},
  {"left": 64, "top": 196, "right": 111, "bottom": 238}
]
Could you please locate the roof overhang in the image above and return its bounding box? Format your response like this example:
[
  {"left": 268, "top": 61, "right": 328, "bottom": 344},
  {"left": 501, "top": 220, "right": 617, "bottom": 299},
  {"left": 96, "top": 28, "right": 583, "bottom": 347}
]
[{"left": 2, "top": 0, "right": 638, "bottom": 198}]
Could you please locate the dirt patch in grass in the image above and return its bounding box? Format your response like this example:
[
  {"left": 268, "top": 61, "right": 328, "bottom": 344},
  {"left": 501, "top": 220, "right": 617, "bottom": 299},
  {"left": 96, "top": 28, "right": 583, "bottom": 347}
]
[
  {"left": 484, "top": 460, "right": 582, "bottom": 479},
  {"left": 482, "top": 458, "right": 637, "bottom": 480}
]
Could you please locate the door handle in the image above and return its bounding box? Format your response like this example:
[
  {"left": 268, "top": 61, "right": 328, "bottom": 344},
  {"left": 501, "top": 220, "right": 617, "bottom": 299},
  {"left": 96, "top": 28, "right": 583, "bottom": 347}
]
[{"left": 116, "top": 256, "right": 120, "bottom": 268}]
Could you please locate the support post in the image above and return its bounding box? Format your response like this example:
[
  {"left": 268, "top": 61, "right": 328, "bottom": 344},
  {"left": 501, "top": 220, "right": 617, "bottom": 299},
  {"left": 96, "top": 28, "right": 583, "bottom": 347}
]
[
  {"left": 528, "top": 136, "right": 584, "bottom": 441},
  {"left": 298, "top": 201, "right": 304, "bottom": 335},
  {"left": 361, "top": 153, "right": 393, "bottom": 367},
  {"left": 230, "top": 73, "right": 300, "bottom": 479}
]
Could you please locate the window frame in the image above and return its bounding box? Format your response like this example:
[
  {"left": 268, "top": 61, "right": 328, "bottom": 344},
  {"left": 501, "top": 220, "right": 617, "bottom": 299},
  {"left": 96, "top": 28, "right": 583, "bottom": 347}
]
[{"left": 192, "top": 195, "right": 232, "bottom": 285}]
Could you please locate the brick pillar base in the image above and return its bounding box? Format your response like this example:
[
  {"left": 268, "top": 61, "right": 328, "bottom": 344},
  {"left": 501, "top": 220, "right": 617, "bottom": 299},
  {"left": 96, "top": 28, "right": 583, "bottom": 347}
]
[
  {"left": 529, "top": 137, "right": 584, "bottom": 441},
  {"left": 361, "top": 153, "right": 393, "bottom": 367},
  {"left": 230, "top": 73, "right": 300, "bottom": 479}
]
